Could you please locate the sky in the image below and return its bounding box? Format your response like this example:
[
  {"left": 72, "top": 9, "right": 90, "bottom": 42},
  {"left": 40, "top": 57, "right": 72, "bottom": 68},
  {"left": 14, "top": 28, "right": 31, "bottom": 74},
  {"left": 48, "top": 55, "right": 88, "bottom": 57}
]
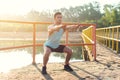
[{"left": 0, "top": 0, "right": 119, "bottom": 15}]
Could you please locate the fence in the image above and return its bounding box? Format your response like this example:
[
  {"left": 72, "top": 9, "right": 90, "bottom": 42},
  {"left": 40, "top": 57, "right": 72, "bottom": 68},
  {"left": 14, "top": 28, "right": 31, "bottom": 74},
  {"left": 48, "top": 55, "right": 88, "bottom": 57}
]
[
  {"left": 82, "top": 26, "right": 96, "bottom": 61},
  {"left": 0, "top": 20, "right": 96, "bottom": 64},
  {"left": 96, "top": 26, "right": 120, "bottom": 53}
]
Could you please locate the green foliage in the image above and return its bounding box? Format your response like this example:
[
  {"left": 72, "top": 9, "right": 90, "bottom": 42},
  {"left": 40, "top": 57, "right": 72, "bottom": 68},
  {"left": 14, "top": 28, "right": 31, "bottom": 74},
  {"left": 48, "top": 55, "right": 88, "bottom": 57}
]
[
  {"left": 54, "top": 1, "right": 101, "bottom": 23},
  {"left": 101, "top": 4, "right": 120, "bottom": 27}
]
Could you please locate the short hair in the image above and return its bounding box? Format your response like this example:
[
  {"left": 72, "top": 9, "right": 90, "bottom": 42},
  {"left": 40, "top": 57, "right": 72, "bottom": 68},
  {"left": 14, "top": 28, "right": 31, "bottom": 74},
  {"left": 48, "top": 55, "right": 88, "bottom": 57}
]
[{"left": 54, "top": 12, "right": 62, "bottom": 18}]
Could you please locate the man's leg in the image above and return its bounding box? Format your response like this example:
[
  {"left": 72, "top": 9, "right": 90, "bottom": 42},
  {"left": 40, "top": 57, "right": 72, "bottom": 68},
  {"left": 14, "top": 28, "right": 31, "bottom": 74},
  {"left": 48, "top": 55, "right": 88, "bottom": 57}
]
[
  {"left": 63, "top": 46, "right": 73, "bottom": 71},
  {"left": 63, "top": 46, "right": 73, "bottom": 65},
  {"left": 42, "top": 46, "right": 51, "bottom": 74}
]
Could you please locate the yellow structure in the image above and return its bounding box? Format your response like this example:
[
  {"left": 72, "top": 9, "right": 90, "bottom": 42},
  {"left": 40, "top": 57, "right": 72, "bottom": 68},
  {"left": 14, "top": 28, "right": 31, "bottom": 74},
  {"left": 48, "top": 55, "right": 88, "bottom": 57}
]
[
  {"left": 96, "top": 26, "right": 120, "bottom": 53},
  {"left": 82, "top": 26, "right": 95, "bottom": 61}
]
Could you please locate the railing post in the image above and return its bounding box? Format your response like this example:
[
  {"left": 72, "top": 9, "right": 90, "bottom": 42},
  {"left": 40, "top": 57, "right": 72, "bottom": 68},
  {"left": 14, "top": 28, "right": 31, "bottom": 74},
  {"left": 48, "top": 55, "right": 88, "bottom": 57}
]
[
  {"left": 106, "top": 29, "right": 108, "bottom": 46},
  {"left": 32, "top": 23, "right": 36, "bottom": 64},
  {"left": 92, "top": 24, "right": 96, "bottom": 61},
  {"left": 112, "top": 28, "right": 114, "bottom": 50},
  {"left": 108, "top": 29, "right": 111, "bottom": 48},
  {"left": 103, "top": 29, "right": 105, "bottom": 44},
  {"left": 116, "top": 27, "right": 119, "bottom": 53}
]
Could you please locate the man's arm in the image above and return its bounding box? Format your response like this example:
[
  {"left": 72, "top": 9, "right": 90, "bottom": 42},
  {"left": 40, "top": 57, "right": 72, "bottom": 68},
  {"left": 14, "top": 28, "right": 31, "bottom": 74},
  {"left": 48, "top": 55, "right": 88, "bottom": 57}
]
[
  {"left": 48, "top": 25, "right": 65, "bottom": 36},
  {"left": 64, "top": 24, "right": 80, "bottom": 31}
]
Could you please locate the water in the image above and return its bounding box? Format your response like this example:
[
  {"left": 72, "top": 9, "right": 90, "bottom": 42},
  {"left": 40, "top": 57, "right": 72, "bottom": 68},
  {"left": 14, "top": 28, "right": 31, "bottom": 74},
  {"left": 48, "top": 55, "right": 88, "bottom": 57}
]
[
  {"left": 0, "top": 50, "right": 32, "bottom": 73},
  {"left": 0, "top": 46, "right": 83, "bottom": 73}
]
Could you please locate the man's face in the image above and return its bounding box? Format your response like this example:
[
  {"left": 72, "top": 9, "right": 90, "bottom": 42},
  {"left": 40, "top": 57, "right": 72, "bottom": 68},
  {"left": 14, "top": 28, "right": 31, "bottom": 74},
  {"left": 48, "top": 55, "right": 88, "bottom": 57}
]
[{"left": 54, "top": 14, "right": 62, "bottom": 24}]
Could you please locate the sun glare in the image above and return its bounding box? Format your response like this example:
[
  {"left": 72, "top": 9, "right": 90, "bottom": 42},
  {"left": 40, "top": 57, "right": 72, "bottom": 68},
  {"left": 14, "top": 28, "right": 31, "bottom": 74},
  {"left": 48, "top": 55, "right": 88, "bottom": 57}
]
[
  {"left": 0, "top": 0, "right": 119, "bottom": 15},
  {"left": 0, "top": 0, "right": 93, "bottom": 15}
]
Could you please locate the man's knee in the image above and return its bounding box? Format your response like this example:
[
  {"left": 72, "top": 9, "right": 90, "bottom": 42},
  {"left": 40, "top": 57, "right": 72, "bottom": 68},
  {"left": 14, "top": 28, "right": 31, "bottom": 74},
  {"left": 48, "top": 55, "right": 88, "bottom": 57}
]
[
  {"left": 44, "top": 47, "right": 51, "bottom": 55},
  {"left": 64, "top": 47, "right": 73, "bottom": 55},
  {"left": 68, "top": 49, "right": 73, "bottom": 55},
  {"left": 70, "top": 49, "right": 73, "bottom": 54}
]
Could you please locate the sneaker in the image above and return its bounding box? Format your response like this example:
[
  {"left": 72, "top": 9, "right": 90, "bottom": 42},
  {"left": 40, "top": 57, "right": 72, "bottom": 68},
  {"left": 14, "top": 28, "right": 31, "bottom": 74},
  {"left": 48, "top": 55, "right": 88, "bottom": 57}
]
[
  {"left": 42, "top": 66, "right": 47, "bottom": 74},
  {"left": 64, "top": 65, "right": 73, "bottom": 71}
]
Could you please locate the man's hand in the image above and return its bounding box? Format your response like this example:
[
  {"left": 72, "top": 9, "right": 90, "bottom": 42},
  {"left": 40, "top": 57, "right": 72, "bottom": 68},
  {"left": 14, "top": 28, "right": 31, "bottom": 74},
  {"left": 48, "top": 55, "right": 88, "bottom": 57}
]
[
  {"left": 61, "top": 24, "right": 67, "bottom": 28},
  {"left": 69, "top": 24, "right": 80, "bottom": 29},
  {"left": 76, "top": 24, "right": 81, "bottom": 28}
]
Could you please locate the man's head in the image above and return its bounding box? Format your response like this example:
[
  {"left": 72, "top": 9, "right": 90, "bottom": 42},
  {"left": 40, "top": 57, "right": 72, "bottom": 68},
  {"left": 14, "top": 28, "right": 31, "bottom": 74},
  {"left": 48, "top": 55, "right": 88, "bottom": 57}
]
[{"left": 54, "top": 12, "right": 62, "bottom": 24}]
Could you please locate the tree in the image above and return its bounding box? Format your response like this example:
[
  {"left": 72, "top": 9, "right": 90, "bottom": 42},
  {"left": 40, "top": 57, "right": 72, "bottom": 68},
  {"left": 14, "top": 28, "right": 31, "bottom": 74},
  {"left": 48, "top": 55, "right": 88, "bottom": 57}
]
[
  {"left": 101, "top": 4, "right": 120, "bottom": 27},
  {"left": 54, "top": 1, "right": 101, "bottom": 24}
]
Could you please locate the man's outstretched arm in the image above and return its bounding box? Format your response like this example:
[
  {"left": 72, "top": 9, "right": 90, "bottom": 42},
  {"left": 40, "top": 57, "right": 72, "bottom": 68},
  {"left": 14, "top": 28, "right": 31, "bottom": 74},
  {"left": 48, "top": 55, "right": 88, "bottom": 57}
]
[
  {"left": 63, "top": 24, "right": 80, "bottom": 31},
  {"left": 48, "top": 25, "right": 65, "bottom": 36}
]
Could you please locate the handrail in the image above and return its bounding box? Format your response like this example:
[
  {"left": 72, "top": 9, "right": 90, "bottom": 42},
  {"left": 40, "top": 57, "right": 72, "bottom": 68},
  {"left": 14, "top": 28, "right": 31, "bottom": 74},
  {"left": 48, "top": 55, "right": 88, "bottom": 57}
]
[
  {"left": 82, "top": 33, "right": 94, "bottom": 44},
  {"left": 96, "top": 35, "right": 120, "bottom": 42},
  {"left": 96, "top": 25, "right": 120, "bottom": 30},
  {"left": 0, "top": 20, "right": 95, "bottom": 26}
]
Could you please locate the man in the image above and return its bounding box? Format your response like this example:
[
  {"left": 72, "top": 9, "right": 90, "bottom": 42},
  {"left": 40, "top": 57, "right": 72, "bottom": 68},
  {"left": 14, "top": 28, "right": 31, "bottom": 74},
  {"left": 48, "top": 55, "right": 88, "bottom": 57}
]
[{"left": 42, "top": 12, "right": 80, "bottom": 74}]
